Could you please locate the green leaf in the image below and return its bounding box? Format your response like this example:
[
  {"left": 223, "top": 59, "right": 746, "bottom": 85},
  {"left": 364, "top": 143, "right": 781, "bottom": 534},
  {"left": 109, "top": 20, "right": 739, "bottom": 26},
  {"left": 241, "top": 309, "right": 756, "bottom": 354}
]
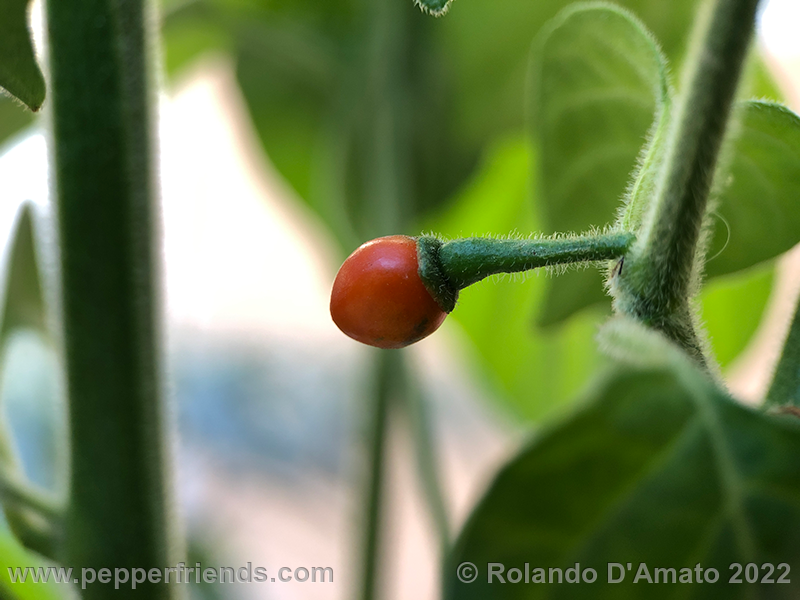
[
  {"left": 531, "top": 2, "right": 669, "bottom": 233},
  {"left": 0, "top": 529, "right": 63, "bottom": 599},
  {"left": 169, "top": 0, "right": 701, "bottom": 254},
  {"left": 0, "top": 0, "right": 45, "bottom": 111},
  {"left": 700, "top": 262, "right": 773, "bottom": 369},
  {"left": 706, "top": 101, "right": 800, "bottom": 278},
  {"left": 1, "top": 202, "right": 46, "bottom": 338},
  {"left": 766, "top": 289, "right": 800, "bottom": 408},
  {"left": 537, "top": 270, "right": 608, "bottom": 328},
  {"left": 431, "top": 137, "right": 605, "bottom": 421},
  {"left": 537, "top": 101, "right": 797, "bottom": 330},
  {"left": 234, "top": 17, "right": 338, "bottom": 202},
  {"left": 438, "top": 0, "right": 694, "bottom": 154},
  {"left": 161, "top": 3, "right": 232, "bottom": 77},
  {"left": 447, "top": 323, "right": 800, "bottom": 599},
  {"left": 230, "top": 3, "right": 478, "bottom": 248},
  {"left": 0, "top": 204, "right": 55, "bottom": 559},
  {"left": 530, "top": 3, "right": 670, "bottom": 326},
  {"left": 740, "top": 50, "right": 783, "bottom": 103},
  {"left": 0, "top": 96, "right": 33, "bottom": 148}
]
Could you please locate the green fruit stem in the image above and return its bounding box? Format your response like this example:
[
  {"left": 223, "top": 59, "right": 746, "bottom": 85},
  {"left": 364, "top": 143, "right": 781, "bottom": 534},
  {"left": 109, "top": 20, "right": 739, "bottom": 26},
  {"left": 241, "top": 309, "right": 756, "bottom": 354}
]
[
  {"left": 418, "top": 232, "right": 635, "bottom": 312},
  {"left": 612, "top": 0, "right": 761, "bottom": 365}
]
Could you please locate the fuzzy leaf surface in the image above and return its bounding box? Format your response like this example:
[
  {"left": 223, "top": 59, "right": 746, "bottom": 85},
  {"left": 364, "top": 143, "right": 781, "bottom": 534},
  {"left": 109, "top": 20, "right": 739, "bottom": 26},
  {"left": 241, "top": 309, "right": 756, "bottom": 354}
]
[
  {"left": 707, "top": 101, "right": 800, "bottom": 277},
  {"left": 446, "top": 324, "right": 800, "bottom": 599},
  {"left": 531, "top": 3, "right": 669, "bottom": 232},
  {"left": 530, "top": 4, "right": 669, "bottom": 326}
]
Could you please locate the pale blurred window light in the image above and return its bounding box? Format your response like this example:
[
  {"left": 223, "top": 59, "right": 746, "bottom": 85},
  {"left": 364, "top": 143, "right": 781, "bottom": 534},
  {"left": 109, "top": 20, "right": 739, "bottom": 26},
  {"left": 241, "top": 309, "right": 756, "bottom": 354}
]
[{"left": 759, "top": 0, "right": 800, "bottom": 59}]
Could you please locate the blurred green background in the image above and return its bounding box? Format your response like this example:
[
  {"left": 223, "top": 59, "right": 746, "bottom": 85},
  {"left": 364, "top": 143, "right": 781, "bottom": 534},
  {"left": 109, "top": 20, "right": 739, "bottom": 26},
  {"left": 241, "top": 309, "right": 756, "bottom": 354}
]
[
  {"left": 0, "top": 0, "right": 797, "bottom": 597},
  {"left": 154, "top": 0, "right": 782, "bottom": 420}
]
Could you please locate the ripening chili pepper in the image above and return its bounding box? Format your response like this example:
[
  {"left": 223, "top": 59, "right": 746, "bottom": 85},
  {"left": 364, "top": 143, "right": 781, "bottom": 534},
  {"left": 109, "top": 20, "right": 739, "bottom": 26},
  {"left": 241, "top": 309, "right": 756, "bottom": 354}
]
[{"left": 330, "top": 235, "right": 447, "bottom": 349}]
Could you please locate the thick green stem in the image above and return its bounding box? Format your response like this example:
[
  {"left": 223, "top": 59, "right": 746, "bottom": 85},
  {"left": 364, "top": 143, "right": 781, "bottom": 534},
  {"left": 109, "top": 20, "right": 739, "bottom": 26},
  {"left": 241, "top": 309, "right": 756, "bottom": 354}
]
[
  {"left": 360, "top": 351, "right": 397, "bottom": 600},
  {"left": 612, "top": 0, "right": 761, "bottom": 364},
  {"left": 47, "top": 0, "right": 179, "bottom": 596},
  {"left": 419, "top": 232, "right": 634, "bottom": 312}
]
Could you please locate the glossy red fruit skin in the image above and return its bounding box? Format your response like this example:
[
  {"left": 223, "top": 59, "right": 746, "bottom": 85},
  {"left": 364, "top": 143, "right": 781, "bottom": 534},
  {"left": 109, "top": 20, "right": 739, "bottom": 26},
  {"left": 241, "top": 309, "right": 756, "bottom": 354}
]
[{"left": 330, "top": 235, "right": 447, "bottom": 349}]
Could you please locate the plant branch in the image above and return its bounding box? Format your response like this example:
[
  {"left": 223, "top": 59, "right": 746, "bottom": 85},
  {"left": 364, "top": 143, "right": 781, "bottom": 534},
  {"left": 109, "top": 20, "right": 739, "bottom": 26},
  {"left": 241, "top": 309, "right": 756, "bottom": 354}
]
[
  {"left": 46, "top": 0, "right": 179, "bottom": 593},
  {"left": 612, "top": 0, "right": 762, "bottom": 363}
]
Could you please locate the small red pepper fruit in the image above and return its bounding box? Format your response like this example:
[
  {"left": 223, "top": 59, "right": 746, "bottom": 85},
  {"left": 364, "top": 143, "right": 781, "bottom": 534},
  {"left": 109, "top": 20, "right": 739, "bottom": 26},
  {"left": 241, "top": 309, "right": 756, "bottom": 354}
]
[{"left": 330, "top": 235, "right": 447, "bottom": 349}]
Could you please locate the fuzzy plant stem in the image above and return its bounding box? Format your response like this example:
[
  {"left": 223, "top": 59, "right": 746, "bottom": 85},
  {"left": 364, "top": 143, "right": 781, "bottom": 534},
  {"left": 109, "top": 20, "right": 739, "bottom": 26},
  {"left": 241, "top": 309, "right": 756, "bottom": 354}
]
[
  {"left": 612, "top": 0, "right": 761, "bottom": 364},
  {"left": 418, "top": 232, "right": 634, "bottom": 312},
  {"left": 46, "top": 0, "right": 180, "bottom": 596}
]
